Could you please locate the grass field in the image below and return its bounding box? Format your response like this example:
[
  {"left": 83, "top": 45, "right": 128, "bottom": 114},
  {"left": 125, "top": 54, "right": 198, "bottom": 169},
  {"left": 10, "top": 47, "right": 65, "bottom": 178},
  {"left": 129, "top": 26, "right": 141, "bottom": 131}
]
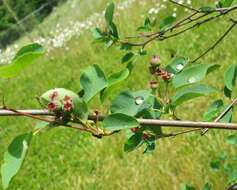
[{"left": 1, "top": 0, "right": 237, "bottom": 189}]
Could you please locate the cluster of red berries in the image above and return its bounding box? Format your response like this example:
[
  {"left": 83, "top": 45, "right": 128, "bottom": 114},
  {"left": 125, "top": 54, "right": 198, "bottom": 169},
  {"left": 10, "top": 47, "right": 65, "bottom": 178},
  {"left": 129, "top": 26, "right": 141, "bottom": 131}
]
[
  {"left": 149, "top": 55, "right": 172, "bottom": 82},
  {"left": 47, "top": 91, "right": 73, "bottom": 112}
]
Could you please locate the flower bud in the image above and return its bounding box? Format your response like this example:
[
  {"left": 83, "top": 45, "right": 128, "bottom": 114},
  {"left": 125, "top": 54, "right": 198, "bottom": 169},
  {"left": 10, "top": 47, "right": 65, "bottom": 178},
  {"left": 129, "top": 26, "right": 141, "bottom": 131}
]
[
  {"left": 149, "top": 80, "right": 158, "bottom": 89},
  {"left": 142, "top": 133, "right": 150, "bottom": 140},
  {"left": 47, "top": 102, "right": 57, "bottom": 111},
  {"left": 63, "top": 101, "right": 73, "bottom": 111},
  {"left": 49, "top": 91, "right": 58, "bottom": 101},
  {"left": 131, "top": 127, "right": 139, "bottom": 133},
  {"left": 155, "top": 69, "right": 171, "bottom": 81},
  {"left": 150, "top": 55, "right": 160, "bottom": 65}
]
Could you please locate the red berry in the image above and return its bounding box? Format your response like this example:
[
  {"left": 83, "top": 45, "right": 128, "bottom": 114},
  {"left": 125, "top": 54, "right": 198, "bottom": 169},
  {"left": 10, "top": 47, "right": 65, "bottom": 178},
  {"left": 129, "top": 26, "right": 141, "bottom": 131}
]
[
  {"left": 155, "top": 69, "right": 171, "bottom": 81},
  {"left": 47, "top": 102, "right": 57, "bottom": 111},
  {"left": 131, "top": 127, "right": 139, "bottom": 133},
  {"left": 142, "top": 133, "right": 150, "bottom": 140},
  {"left": 49, "top": 91, "right": 58, "bottom": 101},
  {"left": 63, "top": 101, "right": 73, "bottom": 111}
]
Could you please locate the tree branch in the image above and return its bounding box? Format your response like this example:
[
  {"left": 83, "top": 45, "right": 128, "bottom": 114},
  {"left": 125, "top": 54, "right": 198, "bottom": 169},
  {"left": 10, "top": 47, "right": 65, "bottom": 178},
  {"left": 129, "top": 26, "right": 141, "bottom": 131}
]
[
  {"left": 201, "top": 98, "right": 237, "bottom": 135},
  {"left": 168, "top": 0, "right": 199, "bottom": 12},
  {"left": 1, "top": 109, "right": 237, "bottom": 130},
  {"left": 122, "top": 4, "right": 237, "bottom": 50},
  {"left": 190, "top": 19, "right": 237, "bottom": 63}
]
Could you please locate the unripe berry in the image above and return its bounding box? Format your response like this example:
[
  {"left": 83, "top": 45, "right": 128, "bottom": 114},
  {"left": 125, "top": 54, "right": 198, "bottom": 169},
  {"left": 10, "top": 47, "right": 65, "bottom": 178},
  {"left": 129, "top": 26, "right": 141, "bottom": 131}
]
[
  {"left": 155, "top": 69, "right": 172, "bottom": 81},
  {"left": 150, "top": 55, "right": 160, "bottom": 65},
  {"left": 149, "top": 80, "right": 158, "bottom": 89},
  {"left": 142, "top": 133, "right": 150, "bottom": 140},
  {"left": 47, "top": 102, "right": 57, "bottom": 111},
  {"left": 130, "top": 127, "right": 139, "bottom": 133}
]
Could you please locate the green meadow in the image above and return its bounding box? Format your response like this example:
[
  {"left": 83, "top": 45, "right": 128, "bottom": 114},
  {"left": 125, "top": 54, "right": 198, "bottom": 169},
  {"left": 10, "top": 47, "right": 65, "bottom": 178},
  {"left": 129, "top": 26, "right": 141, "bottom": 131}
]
[{"left": 0, "top": 0, "right": 237, "bottom": 189}]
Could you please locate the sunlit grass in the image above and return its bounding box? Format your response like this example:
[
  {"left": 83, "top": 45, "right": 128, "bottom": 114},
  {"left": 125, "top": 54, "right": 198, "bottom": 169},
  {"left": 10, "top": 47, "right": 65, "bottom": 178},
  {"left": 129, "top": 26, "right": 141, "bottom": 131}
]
[{"left": 0, "top": 0, "right": 237, "bottom": 189}]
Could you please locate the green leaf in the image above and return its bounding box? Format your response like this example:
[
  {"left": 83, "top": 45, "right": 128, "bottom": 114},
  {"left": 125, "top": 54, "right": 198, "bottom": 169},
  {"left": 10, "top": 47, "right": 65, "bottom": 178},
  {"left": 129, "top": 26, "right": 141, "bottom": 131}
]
[
  {"left": 224, "top": 86, "right": 232, "bottom": 98},
  {"left": 172, "top": 64, "right": 220, "bottom": 88},
  {"left": 220, "top": 107, "right": 232, "bottom": 123},
  {"left": 110, "top": 90, "right": 152, "bottom": 116},
  {"left": 226, "top": 135, "right": 237, "bottom": 145},
  {"left": 224, "top": 64, "right": 237, "bottom": 98},
  {"left": 171, "top": 84, "right": 217, "bottom": 106},
  {"left": 228, "top": 171, "right": 237, "bottom": 184},
  {"left": 80, "top": 64, "right": 107, "bottom": 102},
  {"left": 91, "top": 27, "right": 104, "bottom": 40},
  {"left": 104, "top": 2, "right": 119, "bottom": 39},
  {"left": 100, "top": 69, "right": 129, "bottom": 102},
  {"left": 202, "top": 99, "right": 232, "bottom": 123},
  {"left": 34, "top": 121, "right": 49, "bottom": 130},
  {"left": 210, "top": 160, "right": 221, "bottom": 170},
  {"left": 103, "top": 113, "right": 139, "bottom": 131},
  {"left": 143, "top": 137, "right": 156, "bottom": 154},
  {"left": 180, "top": 183, "right": 196, "bottom": 190},
  {"left": 217, "top": 0, "right": 234, "bottom": 7},
  {"left": 137, "top": 17, "right": 153, "bottom": 32},
  {"left": 0, "top": 43, "right": 45, "bottom": 78},
  {"left": 105, "top": 2, "right": 115, "bottom": 25},
  {"left": 203, "top": 100, "right": 224, "bottom": 121},
  {"left": 159, "top": 15, "right": 176, "bottom": 31},
  {"left": 137, "top": 96, "right": 163, "bottom": 135},
  {"left": 124, "top": 132, "right": 143, "bottom": 152},
  {"left": 1, "top": 133, "right": 32, "bottom": 189},
  {"left": 121, "top": 52, "right": 134, "bottom": 64},
  {"left": 120, "top": 43, "right": 133, "bottom": 51},
  {"left": 166, "top": 57, "right": 188, "bottom": 74},
  {"left": 202, "top": 183, "right": 212, "bottom": 190},
  {"left": 108, "top": 22, "right": 119, "bottom": 39}
]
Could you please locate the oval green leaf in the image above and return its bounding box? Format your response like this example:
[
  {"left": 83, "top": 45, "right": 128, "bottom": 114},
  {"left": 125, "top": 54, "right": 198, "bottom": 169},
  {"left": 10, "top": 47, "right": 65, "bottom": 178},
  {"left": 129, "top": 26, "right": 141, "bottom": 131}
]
[
  {"left": 103, "top": 113, "right": 139, "bottom": 131},
  {"left": 159, "top": 15, "right": 176, "bottom": 31},
  {"left": 0, "top": 43, "right": 45, "bottom": 78},
  {"left": 224, "top": 64, "right": 237, "bottom": 98},
  {"left": 110, "top": 90, "right": 152, "bottom": 116},
  {"left": 124, "top": 132, "right": 144, "bottom": 152},
  {"left": 121, "top": 52, "right": 134, "bottom": 64},
  {"left": 202, "top": 100, "right": 224, "bottom": 121},
  {"left": 100, "top": 68, "right": 129, "bottom": 102},
  {"left": 105, "top": 2, "right": 115, "bottom": 25},
  {"left": 80, "top": 64, "right": 107, "bottom": 102},
  {"left": 1, "top": 133, "right": 32, "bottom": 189},
  {"left": 224, "top": 64, "right": 237, "bottom": 91},
  {"left": 171, "top": 84, "right": 217, "bottom": 106},
  {"left": 172, "top": 64, "right": 220, "bottom": 88},
  {"left": 166, "top": 57, "right": 188, "bottom": 74}
]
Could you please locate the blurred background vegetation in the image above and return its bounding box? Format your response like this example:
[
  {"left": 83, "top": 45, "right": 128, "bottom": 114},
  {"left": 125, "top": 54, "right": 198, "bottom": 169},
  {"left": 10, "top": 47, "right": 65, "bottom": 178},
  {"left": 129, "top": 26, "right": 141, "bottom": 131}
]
[{"left": 0, "top": 0, "right": 65, "bottom": 48}]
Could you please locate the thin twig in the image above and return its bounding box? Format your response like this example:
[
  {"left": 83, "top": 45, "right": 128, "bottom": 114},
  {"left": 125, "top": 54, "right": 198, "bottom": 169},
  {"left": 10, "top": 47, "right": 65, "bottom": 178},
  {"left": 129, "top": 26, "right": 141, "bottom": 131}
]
[
  {"left": 201, "top": 98, "right": 237, "bottom": 135},
  {"left": 165, "top": 128, "right": 201, "bottom": 138},
  {"left": 122, "top": 4, "right": 237, "bottom": 48},
  {"left": 2, "top": 107, "right": 53, "bottom": 123},
  {"left": 169, "top": 98, "right": 237, "bottom": 137},
  {"left": 190, "top": 19, "right": 237, "bottom": 63},
  {"left": 168, "top": 0, "right": 199, "bottom": 12}
]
